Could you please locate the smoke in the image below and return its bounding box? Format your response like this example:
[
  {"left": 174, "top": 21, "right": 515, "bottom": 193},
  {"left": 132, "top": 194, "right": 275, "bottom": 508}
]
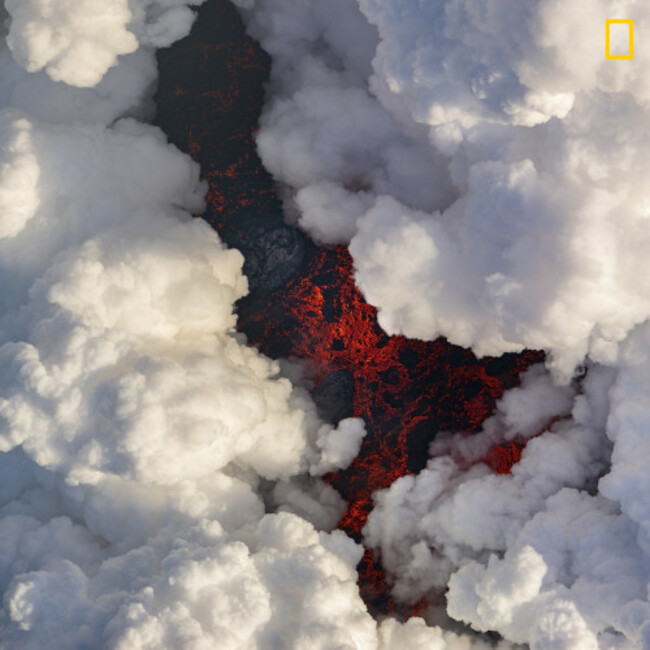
[
  {"left": 0, "top": 0, "right": 509, "bottom": 647},
  {"left": 230, "top": 0, "right": 650, "bottom": 647},
  {"left": 4, "top": 0, "right": 198, "bottom": 87},
  {"left": 4, "top": 0, "right": 650, "bottom": 647},
  {"left": 233, "top": 0, "right": 650, "bottom": 381},
  {"left": 0, "top": 2, "right": 444, "bottom": 648}
]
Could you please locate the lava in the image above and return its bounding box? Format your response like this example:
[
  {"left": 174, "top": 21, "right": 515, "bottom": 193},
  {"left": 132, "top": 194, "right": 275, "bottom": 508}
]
[
  {"left": 154, "top": 0, "right": 544, "bottom": 617},
  {"left": 483, "top": 440, "right": 526, "bottom": 475}
]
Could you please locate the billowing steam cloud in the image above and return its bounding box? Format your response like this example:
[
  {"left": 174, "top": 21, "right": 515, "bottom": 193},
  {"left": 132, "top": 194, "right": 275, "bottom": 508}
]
[
  {"left": 232, "top": 0, "right": 650, "bottom": 647},
  {"left": 234, "top": 0, "right": 650, "bottom": 381},
  {"left": 0, "top": 2, "right": 452, "bottom": 648},
  {"left": 4, "top": 0, "right": 198, "bottom": 87},
  {"left": 5, "top": 0, "right": 650, "bottom": 647}
]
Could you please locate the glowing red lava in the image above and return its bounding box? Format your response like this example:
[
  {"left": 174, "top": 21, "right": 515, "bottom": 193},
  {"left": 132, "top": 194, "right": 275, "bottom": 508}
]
[
  {"left": 483, "top": 440, "right": 526, "bottom": 475},
  {"left": 155, "top": 0, "right": 544, "bottom": 617}
]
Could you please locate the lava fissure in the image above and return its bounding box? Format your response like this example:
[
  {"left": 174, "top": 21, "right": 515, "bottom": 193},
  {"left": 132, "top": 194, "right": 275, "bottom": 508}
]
[{"left": 154, "top": 0, "right": 544, "bottom": 617}]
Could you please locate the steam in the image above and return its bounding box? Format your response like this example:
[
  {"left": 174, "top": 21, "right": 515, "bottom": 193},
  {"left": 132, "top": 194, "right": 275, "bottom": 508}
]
[
  {"left": 0, "top": 0, "right": 498, "bottom": 647},
  {"left": 234, "top": 0, "right": 650, "bottom": 381},
  {"left": 4, "top": 0, "right": 650, "bottom": 647},
  {"left": 4, "top": 0, "right": 198, "bottom": 87},
  {"left": 231, "top": 0, "right": 650, "bottom": 647},
  {"left": 0, "top": 2, "right": 429, "bottom": 648}
]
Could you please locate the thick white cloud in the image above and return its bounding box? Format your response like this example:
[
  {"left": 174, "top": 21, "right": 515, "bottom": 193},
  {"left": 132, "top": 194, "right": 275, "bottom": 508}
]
[
  {"left": 0, "top": 2, "right": 493, "bottom": 648},
  {"left": 232, "top": 0, "right": 455, "bottom": 245},
  {"left": 6, "top": 0, "right": 650, "bottom": 648},
  {"left": 0, "top": 446, "right": 368, "bottom": 648},
  {"left": 230, "top": 5, "right": 650, "bottom": 640},
  {"left": 0, "top": 503, "right": 376, "bottom": 649},
  {"left": 362, "top": 358, "right": 650, "bottom": 647},
  {"left": 4, "top": 0, "right": 202, "bottom": 87},
  {"left": 0, "top": 46, "right": 160, "bottom": 124},
  {"left": 0, "top": 3, "right": 425, "bottom": 648},
  {"left": 0, "top": 116, "right": 364, "bottom": 484},
  {"left": 0, "top": 98, "right": 377, "bottom": 649},
  {"left": 233, "top": 0, "right": 650, "bottom": 381},
  {"left": 0, "top": 0, "right": 196, "bottom": 128}
]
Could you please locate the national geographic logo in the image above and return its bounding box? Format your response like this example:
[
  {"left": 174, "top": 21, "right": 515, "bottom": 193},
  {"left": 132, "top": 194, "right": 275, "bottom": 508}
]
[{"left": 605, "top": 19, "right": 634, "bottom": 60}]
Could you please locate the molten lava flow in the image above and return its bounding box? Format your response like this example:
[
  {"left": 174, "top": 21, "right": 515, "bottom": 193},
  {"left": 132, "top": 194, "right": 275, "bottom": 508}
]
[
  {"left": 154, "top": 0, "right": 544, "bottom": 617},
  {"left": 483, "top": 440, "right": 526, "bottom": 475},
  {"left": 236, "top": 244, "right": 543, "bottom": 540}
]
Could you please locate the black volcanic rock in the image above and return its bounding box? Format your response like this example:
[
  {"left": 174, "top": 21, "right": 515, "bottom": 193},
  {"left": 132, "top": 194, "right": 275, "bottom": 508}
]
[
  {"left": 312, "top": 369, "right": 355, "bottom": 423},
  {"left": 223, "top": 209, "right": 310, "bottom": 295}
]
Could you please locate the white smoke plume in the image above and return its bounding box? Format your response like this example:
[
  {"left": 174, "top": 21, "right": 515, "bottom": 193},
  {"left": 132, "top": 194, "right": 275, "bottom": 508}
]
[
  {"left": 4, "top": 0, "right": 198, "bottom": 87},
  {"left": 231, "top": 0, "right": 650, "bottom": 647},
  {"left": 0, "top": 2, "right": 465, "bottom": 648},
  {"left": 233, "top": 0, "right": 650, "bottom": 381},
  {"left": 4, "top": 0, "right": 650, "bottom": 647}
]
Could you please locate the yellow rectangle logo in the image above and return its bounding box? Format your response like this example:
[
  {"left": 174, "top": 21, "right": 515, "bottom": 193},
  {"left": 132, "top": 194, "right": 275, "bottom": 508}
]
[{"left": 606, "top": 19, "right": 634, "bottom": 59}]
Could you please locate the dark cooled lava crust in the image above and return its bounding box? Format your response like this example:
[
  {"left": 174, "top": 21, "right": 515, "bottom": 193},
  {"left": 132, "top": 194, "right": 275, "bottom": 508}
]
[{"left": 155, "top": 0, "right": 544, "bottom": 617}]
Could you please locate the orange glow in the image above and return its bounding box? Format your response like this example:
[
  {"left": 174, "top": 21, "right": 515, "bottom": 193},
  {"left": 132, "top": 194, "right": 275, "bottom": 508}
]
[{"left": 484, "top": 440, "right": 525, "bottom": 474}]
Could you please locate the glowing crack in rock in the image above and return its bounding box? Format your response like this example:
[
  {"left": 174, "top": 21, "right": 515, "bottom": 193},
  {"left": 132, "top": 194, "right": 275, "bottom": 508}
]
[{"left": 154, "top": 0, "right": 543, "bottom": 616}]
